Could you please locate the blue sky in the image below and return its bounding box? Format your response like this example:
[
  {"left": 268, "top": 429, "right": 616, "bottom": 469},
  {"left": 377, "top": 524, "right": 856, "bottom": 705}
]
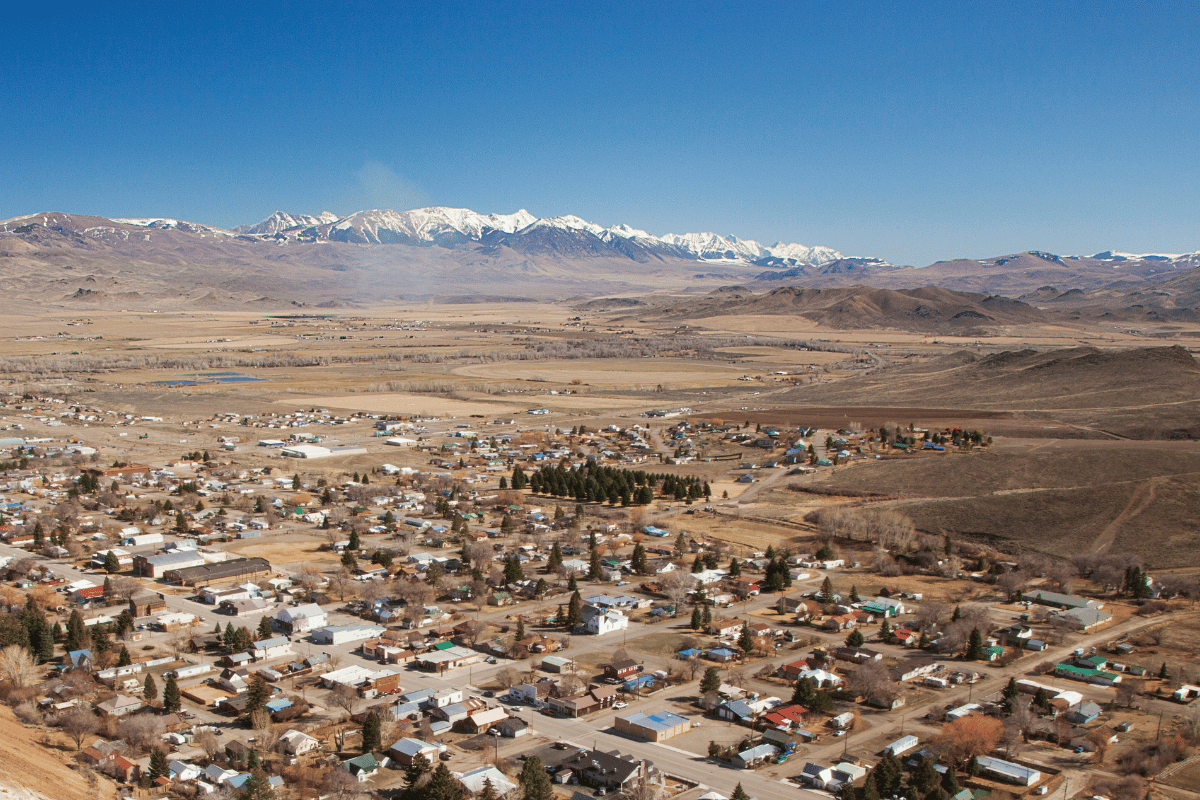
[{"left": 3, "top": 1, "right": 1197, "bottom": 266}]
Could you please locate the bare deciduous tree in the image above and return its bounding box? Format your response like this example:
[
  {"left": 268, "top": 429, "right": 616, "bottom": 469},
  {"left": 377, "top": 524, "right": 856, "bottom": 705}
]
[
  {"left": 58, "top": 705, "right": 99, "bottom": 750},
  {"left": 327, "top": 683, "right": 359, "bottom": 717},
  {"left": 117, "top": 715, "right": 165, "bottom": 753},
  {"left": 0, "top": 645, "right": 37, "bottom": 689}
]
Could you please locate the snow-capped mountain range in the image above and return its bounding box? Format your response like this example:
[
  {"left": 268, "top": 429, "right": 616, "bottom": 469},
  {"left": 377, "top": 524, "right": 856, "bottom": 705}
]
[{"left": 232, "top": 206, "right": 853, "bottom": 266}]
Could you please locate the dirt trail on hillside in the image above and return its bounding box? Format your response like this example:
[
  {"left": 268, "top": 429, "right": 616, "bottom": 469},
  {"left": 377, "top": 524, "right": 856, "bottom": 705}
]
[{"left": 1091, "top": 476, "right": 1164, "bottom": 553}]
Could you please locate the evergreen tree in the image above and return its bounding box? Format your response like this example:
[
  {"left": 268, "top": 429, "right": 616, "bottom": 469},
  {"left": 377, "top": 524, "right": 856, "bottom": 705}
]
[
  {"left": 143, "top": 673, "right": 157, "bottom": 704},
  {"left": 163, "top": 674, "right": 182, "bottom": 712},
  {"left": 148, "top": 749, "right": 168, "bottom": 780},
  {"left": 588, "top": 545, "right": 602, "bottom": 580},
  {"left": 516, "top": 619, "right": 526, "bottom": 641},
  {"left": 292, "top": 473, "right": 301, "bottom": 490},
  {"left": 235, "top": 769, "right": 274, "bottom": 800},
  {"left": 952, "top": 605, "right": 962, "bottom": 622},
  {"left": 702, "top": 604, "right": 712, "bottom": 627},
  {"left": 347, "top": 529, "right": 361, "bottom": 551},
  {"left": 879, "top": 618, "right": 892, "bottom": 642},
  {"left": 547, "top": 542, "right": 563, "bottom": 572},
  {"left": 341, "top": 550, "right": 357, "bottom": 570},
  {"left": 534, "top": 578, "right": 547, "bottom": 597},
  {"left": 174, "top": 511, "right": 189, "bottom": 533},
  {"left": 257, "top": 616, "right": 273, "bottom": 640},
  {"left": 510, "top": 466, "right": 527, "bottom": 491},
  {"left": 849, "top": 585, "right": 860, "bottom": 603},
  {"left": 846, "top": 628, "right": 865, "bottom": 648},
  {"left": 501, "top": 514, "right": 515, "bottom": 535},
  {"left": 567, "top": 573, "right": 578, "bottom": 593},
  {"left": 362, "top": 711, "right": 382, "bottom": 753},
  {"left": 729, "top": 558, "right": 741, "bottom": 577},
  {"left": 631, "top": 544, "right": 647, "bottom": 575},
  {"left": 405, "top": 753, "right": 432, "bottom": 794},
  {"left": 875, "top": 751, "right": 903, "bottom": 796},
  {"left": 245, "top": 674, "right": 270, "bottom": 716},
  {"left": 731, "top": 784, "right": 750, "bottom": 800},
  {"left": 819, "top": 576, "right": 834, "bottom": 604},
  {"left": 792, "top": 677, "right": 816, "bottom": 706},
  {"left": 103, "top": 550, "right": 120, "bottom": 574},
  {"left": 700, "top": 667, "right": 722, "bottom": 694},
  {"left": 738, "top": 621, "right": 755, "bottom": 653},
  {"left": 424, "top": 763, "right": 465, "bottom": 800},
  {"left": 966, "top": 627, "right": 985, "bottom": 660},
  {"left": 566, "top": 591, "right": 583, "bottom": 627},
  {"left": 65, "top": 609, "right": 88, "bottom": 652},
  {"left": 691, "top": 606, "right": 703, "bottom": 630},
  {"left": 114, "top": 609, "right": 134, "bottom": 638},
  {"left": 966, "top": 755, "right": 979, "bottom": 777},
  {"left": 674, "top": 532, "right": 687, "bottom": 555},
  {"left": 941, "top": 764, "right": 959, "bottom": 796},
  {"left": 913, "top": 757, "right": 940, "bottom": 796},
  {"left": 504, "top": 555, "right": 524, "bottom": 584},
  {"left": 861, "top": 772, "right": 881, "bottom": 800},
  {"left": 519, "top": 755, "right": 552, "bottom": 800},
  {"left": 479, "top": 777, "right": 498, "bottom": 800},
  {"left": 247, "top": 749, "right": 259, "bottom": 771},
  {"left": 1004, "top": 677, "right": 1019, "bottom": 702},
  {"left": 1160, "top": 661, "right": 1170, "bottom": 680},
  {"left": 117, "top": 645, "right": 132, "bottom": 667}
]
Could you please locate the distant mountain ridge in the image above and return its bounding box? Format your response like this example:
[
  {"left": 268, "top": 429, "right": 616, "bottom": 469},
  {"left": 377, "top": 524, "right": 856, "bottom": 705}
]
[
  {"left": 223, "top": 206, "right": 853, "bottom": 266},
  {"left": 0, "top": 209, "right": 1198, "bottom": 308}
]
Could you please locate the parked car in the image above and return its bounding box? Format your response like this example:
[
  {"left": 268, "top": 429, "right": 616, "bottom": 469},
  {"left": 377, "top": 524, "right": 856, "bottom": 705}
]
[{"left": 612, "top": 701, "right": 628, "bottom": 709}]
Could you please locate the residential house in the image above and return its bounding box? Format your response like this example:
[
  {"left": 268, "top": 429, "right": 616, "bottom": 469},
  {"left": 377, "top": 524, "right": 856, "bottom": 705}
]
[
  {"left": 343, "top": 753, "right": 387, "bottom": 782},
  {"left": 251, "top": 635, "right": 292, "bottom": 662},
  {"left": 581, "top": 604, "right": 628, "bottom": 636},
  {"left": 548, "top": 685, "right": 618, "bottom": 717},
  {"left": 604, "top": 659, "right": 641, "bottom": 681},
  {"left": 279, "top": 729, "right": 320, "bottom": 756},
  {"left": 389, "top": 738, "right": 442, "bottom": 767},
  {"left": 552, "top": 748, "right": 645, "bottom": 791},
  {"left": 460, "top": 707, "right": 509, "bottom": 734},
  {"left": 95, "top": 695, "right": 142, "bottom": 718}
]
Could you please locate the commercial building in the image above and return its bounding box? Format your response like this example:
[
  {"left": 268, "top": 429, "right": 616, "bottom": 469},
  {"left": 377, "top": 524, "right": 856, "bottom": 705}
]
[
  {"left": 164, "top": 558, "right": 272, "bottom": 586},
  {"left": 311, "top": 624, "right": 386, "bottom": 645},
  {"left": 614, "top": 711, "right": 690, "bottom": 742}
]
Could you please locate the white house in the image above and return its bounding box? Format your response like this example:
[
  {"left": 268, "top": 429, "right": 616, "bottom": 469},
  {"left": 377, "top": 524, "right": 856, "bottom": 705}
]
[
  {"left": 251, "top": 636, "right": 292, "bottom": 662},
  {"left": 279, "top": 729, "right": 320, "bottom": 756},
  {"left": 581, "top": 605, "right": 629, "bottom": 636},
  {"left": 276, "top": 604, "right": 328, "bottom": 634}
]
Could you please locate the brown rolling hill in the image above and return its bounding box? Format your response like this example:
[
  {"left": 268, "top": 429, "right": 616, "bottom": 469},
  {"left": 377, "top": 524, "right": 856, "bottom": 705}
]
[
  {"left": 640, "top": 285, "right": 1048, "bottom": 333},
  {"left": 777, "top": 345, "right": 1200, "bottom": 439}
]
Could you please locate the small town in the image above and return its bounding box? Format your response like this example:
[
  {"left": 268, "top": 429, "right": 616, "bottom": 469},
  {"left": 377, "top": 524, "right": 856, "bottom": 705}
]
[{"left": 0, "top": 390, "right": 1194, "bottom": 800}]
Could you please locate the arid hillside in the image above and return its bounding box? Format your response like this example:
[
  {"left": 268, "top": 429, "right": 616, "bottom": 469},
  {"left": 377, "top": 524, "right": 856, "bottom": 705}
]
[
  {"left": 807, "top": 443, "right": 1200, "bottom": 568},
  {"left": 779, "top": 345, "right": 1200, "bottom": 439},
  {"left": 642, "top": 285, "right": 1047, "bottom": 332}
]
